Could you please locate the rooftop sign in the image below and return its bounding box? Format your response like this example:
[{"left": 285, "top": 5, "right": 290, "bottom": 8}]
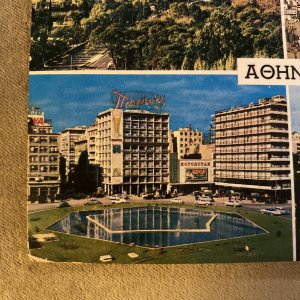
[{"left": 112, "top": 89, "right": 165, "bottom": 111}]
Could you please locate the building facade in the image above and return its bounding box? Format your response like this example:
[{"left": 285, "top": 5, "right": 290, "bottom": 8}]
[
  {"left": 59, "top": 126, "right": 87, "bottom": 183},
  {"left": 90, "top": 108, "right": 170, "bottom": 195},
  {"left": 28, "top": 107, "right": 60, "bottom": 201},
  {"left": 173, "top": 126, "right": 203, "bottom": 159},
  {"left": 214, "top": 95, "right": 291, "bottom": 201},
  {"left": 74, "top": 131, "right": 88, "bottom": 165},
  {"left": 292, "top": 132, "right": 300, "bottom": 174}
]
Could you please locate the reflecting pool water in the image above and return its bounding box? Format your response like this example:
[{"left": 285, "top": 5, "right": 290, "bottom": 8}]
[{"left": 48, "top": 207, "right": 266, "bottom": 247}]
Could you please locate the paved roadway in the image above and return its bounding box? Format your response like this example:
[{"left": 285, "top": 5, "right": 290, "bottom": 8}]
[{"left": 27, "top": 195, "right": 293, "bottom": 219}]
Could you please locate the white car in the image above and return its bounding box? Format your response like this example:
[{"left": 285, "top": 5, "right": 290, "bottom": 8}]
[
  {"left": 170, "top": 198, "right": 184, "bottom": 204},
  {"left": 260, "top": 208, "right": 281, "bottom": 216},
  {"left": 111, "top": 198, "right": 127, "bottom": 204},
  {"left": 224, "top": 200, "right": 242, "bottom": 207},
  {"left": 195, "top": 199, "right": 211, "bottom": 207},
  {"left": 109, "top": 195, "right": 119, "bottom": 201},
  {"left": 275, "top": 207, "right": 290, "bottom": 215},
  {"left": 84, "top": 198, "right": 102, "bottom": 205}
]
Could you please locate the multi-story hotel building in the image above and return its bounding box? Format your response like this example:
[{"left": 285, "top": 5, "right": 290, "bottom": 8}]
[
  {"left": 28, "top": 107, "right": 60, "bottom": 201},
  {"left": 59, "top": 126, "right": 87, "bottom": 182},
  {"left": 89, "top": 108, "right": 170, "bottom": 195},
  {"left": 213, "top": 95, "right": 291, "bottom": 201}
]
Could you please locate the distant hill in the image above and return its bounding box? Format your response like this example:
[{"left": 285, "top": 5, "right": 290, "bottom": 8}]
[{"left": 231, "top": 0, "right": 280, "bottom": 12}]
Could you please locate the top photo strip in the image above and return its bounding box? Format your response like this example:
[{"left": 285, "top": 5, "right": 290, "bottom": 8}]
[{"left": 30, "top": 0, "right": 283, "bottom": 71}]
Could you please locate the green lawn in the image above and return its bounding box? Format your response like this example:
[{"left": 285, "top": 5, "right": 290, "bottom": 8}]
[{"left": 28, "top": 203, "right": 293, "bottom": 264}]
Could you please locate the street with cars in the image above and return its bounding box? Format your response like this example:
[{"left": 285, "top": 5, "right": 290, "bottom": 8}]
[{"left": 27, "top": 193, "right": 293, "bottom": 219}]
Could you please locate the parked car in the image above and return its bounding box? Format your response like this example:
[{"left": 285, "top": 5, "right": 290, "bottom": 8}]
[
  {"left": 275, "top": 207, "right": 290, "bottom": 215},
  {"left": 84, "top": 198, "right": 102, "bottom": 206},
  {"left": 170, "top": 198, "right": 184, "bottom": 204},
  {"left": 192, "top": 191, "right": 201, "bottom": 196},
  {"left": 260, "top": 208, "right": 281, "bottom": 216},
  {"left": 195, "top": 199, "right": 212, "bottom": 207},
  {"left": 224, "top": 200, "right": 242, "bottom": 207},
  {"left": 111, "top": 198, "right": 127, "bottom": 204},
  {"left": 57, "top": 202, "right": 71, "bottom": 208},
  {"left": 141, "top": 193, "right": 154, "bottom": 200},
  {"left": 161, "top": 193, "right": 172, "bottom": 199},
  {"left": 109, "top": 195, "right": 119, "bottom": 201}
]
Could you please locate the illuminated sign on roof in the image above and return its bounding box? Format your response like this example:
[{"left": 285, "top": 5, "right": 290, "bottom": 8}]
[{"left": 112, "top": 89, "right": 166, "bottom": 111}]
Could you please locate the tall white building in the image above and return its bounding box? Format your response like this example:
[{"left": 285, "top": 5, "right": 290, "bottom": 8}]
[
  {"left": 213, "top": 95, "right": 291, "bottom": 201},
  {"left": 88, "top": 108, "right": 170, "bottom": 195}
]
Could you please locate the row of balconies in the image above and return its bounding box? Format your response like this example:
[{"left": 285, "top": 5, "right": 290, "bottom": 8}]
[
  {"left": 124, "top": 138, "right": 168, "bottom": 144},
  {"left": 216, "top": 138, "right": 288, "bottom": 146},
  {"left": 215, "top": 117, "right": 288, "bottom": 130},
  {"left": 215, "top": 131, "right": 288, "bottom": 139},
  {"left": 124, "top": 157, "right": 168, "bottom": 163},
  {"left": 124, "top": 164, "right": 168, "bottom": 169},
  {"left": 124, "top": 156, "right": 168, "bottom": 161},
  {"left": 215, "top": 147, "right": 289, "bottom": 154},
  {"left": 215, "top": 166, "right": 290, "bottom": 171},
  {"left": 29, "top": 167, "right": 59, "bottom": 174},
  {"left": 123, "top": 170, "right": 169, "bottom": 176},
  {"left": 123, "top": 117, "right": 168, "bottom": 122},
  {"left": 215, "top": 105, "right": 287, "bottom": 121},
  {"left": 29, "top": 160, "right": 59, "bottom": 164},
  {"left": 215, "top": 156, "right": 290, "bottom": 162},
  {"left": 216, "top": 126, "right": 288, "bottom": 136},
  {"left": 124, "top": 126, "right": 169, "bottom": 131},
  {"left": 29, "top": 137, "right": 58, "bottom": 144},
  {"left": 123, "top": 147, "right": 168, "bottom": 152},
  {"left": 124, "top": 132, "right": 168, "bottom": 137},
  {"left": 215, "top": 175, "right": 290, "bottom": 181},
  {"left": 215, "top": 172, "right": 290, "bottom": 180},
  {"left": 123, "top": 177, "right": 169, "bottom": 184},
  {"left": 29, "top": 148, "right": 59, "bottom": 154}
]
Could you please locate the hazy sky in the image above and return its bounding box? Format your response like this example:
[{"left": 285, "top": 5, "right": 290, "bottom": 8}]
[
  {"left": 29, "top": 74, "right": 286, "bottom": 133},
  {"left": 289, "top": 87, "right": 300, "bottom": 132}
]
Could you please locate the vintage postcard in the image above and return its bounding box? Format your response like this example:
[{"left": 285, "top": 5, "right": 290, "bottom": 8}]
[
  {"left": 26, "top": 0, "right": 298, "bottom": 265},
  {"left": 27, "top": 73, "right": 294, "bottom": 263}
]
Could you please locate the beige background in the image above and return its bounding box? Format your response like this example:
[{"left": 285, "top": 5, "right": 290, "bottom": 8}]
[{"left": 1, "top": 1, "right": 300, "bottom": 299}]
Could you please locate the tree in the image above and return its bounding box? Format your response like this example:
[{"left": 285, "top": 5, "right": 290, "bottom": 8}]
[
  {"left": 194, "top": 57, "right": 205, "bottom": 70},
  {"left": 194, "top": 8, "right": 245, "bottom": 69}
]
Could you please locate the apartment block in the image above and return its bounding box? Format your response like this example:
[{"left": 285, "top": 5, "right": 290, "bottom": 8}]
[
  {"left": 28, "top": 107, "right": 60, "bottom": 201},
  {"left": 59, "top": 126, "right": 87, "bottom": 182},
  {"left": 173, "top": 126, "right": 203, "bottom": 159},
  {"left": 213, "top": 95, "right": 291, "bottom": 200},
  {"left": 74, "top": 131, "right": 88, "bottom": 165},
  {"left": 91, "top": 108, "right": 170, "bottom": 195}
]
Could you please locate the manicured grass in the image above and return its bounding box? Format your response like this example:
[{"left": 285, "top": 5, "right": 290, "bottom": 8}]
[{"left": 28, "top": 203, "right": 293, "bottom": 264}]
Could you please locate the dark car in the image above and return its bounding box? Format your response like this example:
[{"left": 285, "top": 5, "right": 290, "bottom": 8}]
[
  {"left": 58, "top": 202, "right": 71, "bottom": 208},
  {"left": 142, "top": 193, "right": 154, "bottom": 200}
]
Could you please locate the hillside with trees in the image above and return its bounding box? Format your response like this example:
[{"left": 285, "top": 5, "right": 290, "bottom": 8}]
[{"left": 30, "top": 0, "right": 283, "bottom": 70}]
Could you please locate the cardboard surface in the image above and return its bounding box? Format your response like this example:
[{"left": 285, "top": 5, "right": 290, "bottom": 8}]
[{"left": 1, "top": 1, "right": 300, "bottom": 299}]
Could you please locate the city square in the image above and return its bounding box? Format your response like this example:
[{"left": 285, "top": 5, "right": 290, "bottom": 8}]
[{"left": 28, "top": 74, "right": 294, "bottom": 263}]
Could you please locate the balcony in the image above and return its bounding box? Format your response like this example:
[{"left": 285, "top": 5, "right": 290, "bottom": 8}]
[{"left": 269, "top": 147, "right": 289, "bottom": 152}]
